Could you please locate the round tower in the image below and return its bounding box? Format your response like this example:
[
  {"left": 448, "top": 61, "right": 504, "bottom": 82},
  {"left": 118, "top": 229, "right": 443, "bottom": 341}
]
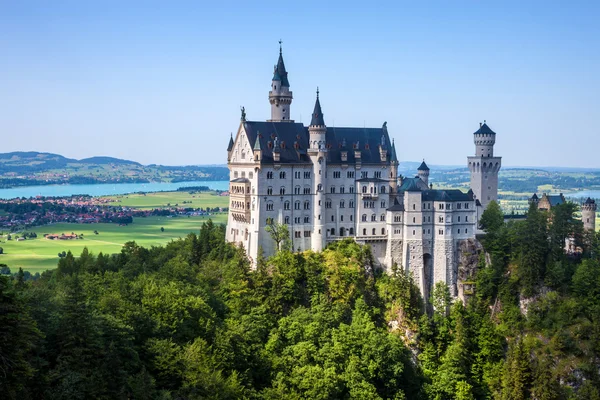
[
  {"left": 582, "top": 197, "right": 597, "bottom": 232},
  {"left": 474, "top": 120, "right": 496, "bottom": 157},
  {"left": 417, "top": 160, "right": 430, "bottom": 187},
  {"left": 268, "top": 43, "right": 293, "bottom": 122},
  {"left": 467, "top": 121, "right": 502, "bottom": 212},
  {"left": 308, "top": 89, "right": 327, "bottom": 252}
]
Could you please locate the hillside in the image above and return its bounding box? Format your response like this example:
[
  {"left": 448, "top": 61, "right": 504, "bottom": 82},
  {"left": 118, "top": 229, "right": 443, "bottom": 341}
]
[{"left": 0, "top": 152, "right": 229, "bottom": 188}]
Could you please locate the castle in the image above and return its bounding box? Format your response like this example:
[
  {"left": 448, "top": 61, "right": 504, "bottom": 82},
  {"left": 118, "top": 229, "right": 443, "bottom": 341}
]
[{"left": 226, "top": 46, "right": 501, "bottom": 298}]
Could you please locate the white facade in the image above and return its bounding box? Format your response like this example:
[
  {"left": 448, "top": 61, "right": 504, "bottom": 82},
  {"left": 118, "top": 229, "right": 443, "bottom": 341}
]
[{"left": 226, "top": 47, "right": 497, "bottom": 299}]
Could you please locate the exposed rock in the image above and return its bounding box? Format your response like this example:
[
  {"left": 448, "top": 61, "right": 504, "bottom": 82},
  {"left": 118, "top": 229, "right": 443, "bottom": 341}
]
[{"left": 457, "top": 238, "right": 484, "bottom": 303}]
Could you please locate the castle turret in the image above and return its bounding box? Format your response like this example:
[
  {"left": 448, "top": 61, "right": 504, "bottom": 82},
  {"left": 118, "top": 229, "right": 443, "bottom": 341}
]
[
  {"left": 390, "top": 138, "right": 398, "bottom": 199},
  {"left": 308, "top": 89, "right": 327, "bottom": 251},
  {"left": 268, "top": 43, "right": 293, "bottom": 122},
  {"left": 417, "top": 160, "right": 430, "bottom": 187},
  {"left": 582, "top": 197, "right": 597, "bottom": 232},
  {"left": 467, "top": 121, "right": 502, "bottom": 212},
  {"left": 227, "top": 133, "right": 234, "bottom": 162}
]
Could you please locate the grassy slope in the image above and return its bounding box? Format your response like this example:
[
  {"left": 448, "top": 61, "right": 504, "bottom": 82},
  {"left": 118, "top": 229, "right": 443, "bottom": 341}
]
[
  {"left": 0, "top": 191, "right": 229, "bottom": 273},
  {"left": 101, "top": 191, "right": 227, "bottom": 209}
]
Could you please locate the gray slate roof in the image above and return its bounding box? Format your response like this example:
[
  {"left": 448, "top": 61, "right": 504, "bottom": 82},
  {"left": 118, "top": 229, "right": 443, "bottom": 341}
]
[
  {"left": 273, "top": 49, "right": 290, "bottom": 87},
  {"left": 417, "top": 160, "right": 430, "bottom": 171},
  {"left": 473, "top": 123, "right": 496, "bottom": 135},
  {"left": 242, "top": 121, "right": 392, "bottom": 165},
  {"left": 546, "top": 194, "right": 565, "bottom": 207},
  {"left": 310, "top": 93, "right": 325, "bottom": 126},
  {"left": 398, "top": 177, "right": 429, "bottom": 192}
]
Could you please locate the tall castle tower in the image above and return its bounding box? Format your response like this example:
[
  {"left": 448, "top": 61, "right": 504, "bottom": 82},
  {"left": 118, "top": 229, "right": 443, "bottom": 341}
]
[
  {"left": 467, "top": 122, "right": 502, "bottom": 211},
  {"left": 308, "top": 89, "right": 327, "bottom": 251},
  {"left": 582, "top": 198, "right": 597, "bottom": 232},
  {"left": 417, "top": 160, "right": 430, "bottom": 186},
  {"left": 268, "top": 43, "right": 293, "bottom": 122}
]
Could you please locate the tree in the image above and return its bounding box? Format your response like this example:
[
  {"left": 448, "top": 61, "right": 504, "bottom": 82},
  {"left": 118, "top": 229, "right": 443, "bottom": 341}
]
[
  {"left": 265, "top": 222, "right": 291, "bottom": 252},
  {"left": 480, "top": 200, "right": 504, "bottom": 234},
  {"left": 161, "top": 227, "right": 165, "bottom": 232}
]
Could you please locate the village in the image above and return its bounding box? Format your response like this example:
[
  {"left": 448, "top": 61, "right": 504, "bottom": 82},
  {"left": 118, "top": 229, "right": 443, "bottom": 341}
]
[{"left": 0, "top": 194, "right": 227, "bottom": 232}]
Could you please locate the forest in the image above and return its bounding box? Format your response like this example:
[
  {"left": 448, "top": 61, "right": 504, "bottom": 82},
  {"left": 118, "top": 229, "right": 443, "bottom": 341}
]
[{"left": 1, "top": 202, "right": 600, "bottom": 399}]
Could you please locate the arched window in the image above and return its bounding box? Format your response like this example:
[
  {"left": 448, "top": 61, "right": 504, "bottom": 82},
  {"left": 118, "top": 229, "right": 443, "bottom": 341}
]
[
  {"left": 362, "top": 186, "right": 367, "bottom": 193},
  {"left": 371, "top": 214, "right": 376, "bottom": 222},
  {"left": 362, "top": 214, "right": 367, "bottom": 222},
  {"left": 372, "top": 228, "right": 376, "bottom": 235},
  {"left": 349, "top": 228, "right": 354, "bottom": 235},
  {"left": 267, "top": 171, "right": 273, "bottom": 179},
  {"left": 381, "top": 186, "right": 386, "bottom": 193},
  {"left": 340, "top": 227, "right": 345, "bottom": 236},
  {"left": 380, "top": 214, "right": 385, "bottom": 221},
  {"left": 381, "top": 228, "right": 385, "bottom": 235},
  {"left": 304, "top": 201, "right": 310, "bottom": 210},
  {"left": 294, "top": 201, "right": 301, "bottom": 210},
  {"left": 284, "top": 201, "right": 290, "bottom": 210},
  {"left": 363, "top": 228, "right": 366, "bottom": 235},
  {"left": 280, "top": 187, "right": 285, "bottom": 195},
  {"left": 330, "top": 228, "right": 336, "bottom": 236},
  {"left": 340, "top": 200, "right": 345, "bottom": 208},
  {"left": 331, "top": 215, "right": 335, "bottom": 222},
  {"left": 317, "top": 184, "right": 323, "bottom": 192},
  {"left": 267, "top": 187, "right": 273, "bottom": 195},
  {"left": 280, "top": 171, "right": 286, "bottom": 179}
]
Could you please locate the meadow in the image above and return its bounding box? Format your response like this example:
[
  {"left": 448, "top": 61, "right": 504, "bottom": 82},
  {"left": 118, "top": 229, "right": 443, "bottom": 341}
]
[
  {"left": 100, "top": 191, "right": 228, "bottom": 209},
  {"left": 0, "top": 191, "right": 229, "bottom": 273}
]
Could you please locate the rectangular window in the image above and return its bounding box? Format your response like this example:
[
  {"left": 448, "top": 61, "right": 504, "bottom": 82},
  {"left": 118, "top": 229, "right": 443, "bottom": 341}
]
[
  {"left": 347, "top": 171, "right": 355, "bottom": 178},
  {"left": 333, "top": 171, "right": 341, "bottom": 179},
  {"left": 304, "top": 171, "right": 311, "bottom": 179}
]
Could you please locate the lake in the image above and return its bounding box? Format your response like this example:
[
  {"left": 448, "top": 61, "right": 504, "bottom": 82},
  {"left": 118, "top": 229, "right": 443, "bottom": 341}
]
[
  {"left": 0, "top": 180, "right": 230, "bottom": 199},
  {"left": 566, "top": 190, "right": 600, "bottom": 199}
]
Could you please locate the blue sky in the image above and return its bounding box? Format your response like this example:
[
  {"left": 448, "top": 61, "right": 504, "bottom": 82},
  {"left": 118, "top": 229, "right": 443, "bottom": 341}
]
[{"left": 1, "top": 1, "right": 599, "bottom": 167}]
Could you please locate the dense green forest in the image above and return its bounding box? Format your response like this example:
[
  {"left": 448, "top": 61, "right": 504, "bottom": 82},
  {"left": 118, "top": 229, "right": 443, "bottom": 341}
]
[{"left": 2, "top": 203, "right": 600, "bottom": 399}]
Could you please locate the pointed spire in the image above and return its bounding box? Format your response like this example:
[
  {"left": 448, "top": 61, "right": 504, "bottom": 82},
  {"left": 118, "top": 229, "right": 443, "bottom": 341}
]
[
  {"left": 418, "top": 159, "right": 429, "bottom": 171},
  {"left": 390, "top": 138, "right": 398, "bottom": 162},
  {"left": 273, "top": 41, "right": 289, "bottom": 87},
  {"left": 227, "top": 133, "right": 234, "bottom": 151},
  {"left": 310, "top": 88, "right": 325, "bottom": 127},
  {"left": 253, "top": 133, "right": 261, "bottom": 151}
]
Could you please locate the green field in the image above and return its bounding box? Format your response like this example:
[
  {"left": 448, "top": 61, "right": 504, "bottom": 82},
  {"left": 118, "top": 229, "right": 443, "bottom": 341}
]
[
  {"left": 100, "top": 191, "right": 228, "bottom": 209},
  {"left": 0, "top": 191, "right": 230, "bottom": 273}
]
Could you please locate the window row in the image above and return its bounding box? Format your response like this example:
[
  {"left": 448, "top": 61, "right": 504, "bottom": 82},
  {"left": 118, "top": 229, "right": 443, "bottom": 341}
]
[{"left": 232, "top": 171, "right": 254, "bottom": 179}]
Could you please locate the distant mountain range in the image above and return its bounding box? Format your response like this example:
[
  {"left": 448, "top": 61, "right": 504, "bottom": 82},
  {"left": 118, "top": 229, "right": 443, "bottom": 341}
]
[
  {"left": 0, "top": 152, "right": 142, "bottom": 173},
  {"left": 0, "top": 152, "right": 230, "bottom": 188}
]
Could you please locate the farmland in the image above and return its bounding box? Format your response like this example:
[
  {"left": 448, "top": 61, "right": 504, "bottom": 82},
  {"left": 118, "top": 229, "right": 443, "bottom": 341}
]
[
  {"left": 0, "top": 190, "right": 229, "bottom": 273},
  {"left": 99, "top": 191, "right": 228, "bottom": 210},
  {"left": 0, "top": 214, "right": 227, "bottom": 273}
]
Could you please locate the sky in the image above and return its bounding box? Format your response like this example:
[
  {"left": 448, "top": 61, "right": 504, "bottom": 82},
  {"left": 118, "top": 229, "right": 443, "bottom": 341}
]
[{"left": 1, "top": 1, "right": 599, "bottom": 168}]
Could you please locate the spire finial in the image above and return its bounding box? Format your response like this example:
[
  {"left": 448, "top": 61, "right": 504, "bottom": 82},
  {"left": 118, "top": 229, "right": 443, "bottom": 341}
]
[
  {"left": 279, "top": 39, "right": 282, "bottom": 54},
  {"left": 316, "top": 86, "right": 319, "bottom": 98}
]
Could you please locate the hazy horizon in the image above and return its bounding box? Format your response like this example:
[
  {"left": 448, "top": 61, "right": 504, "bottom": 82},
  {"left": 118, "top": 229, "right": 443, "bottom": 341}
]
[{"left": 2, "top": 1, "right": 599, "bottom": 168}]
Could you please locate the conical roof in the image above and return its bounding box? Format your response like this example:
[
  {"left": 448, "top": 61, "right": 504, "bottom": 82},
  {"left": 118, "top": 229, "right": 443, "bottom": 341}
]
[
  {"left": 473, "top": 122, "right": 496, "bottom": 135},
  {"left": 418, "top": 160, "right": 430, "bottom": 171},
  {"left": 310, "top": 89, "right": 325, "bottom": 126},
  {"left": 584, "top": 197, "right": 595, "bottom": 204},
  {"left": 272, "top": 46, "right": 290, "bottom": 87},
  {"left": 390, "top": 139, "right": 398, "bottom": 162},
  {"left": 227, "top": 134, "right": 234, "bottom": 151},
  {"left": 253, "top": 134, "right": 261, "bottom": 151}
]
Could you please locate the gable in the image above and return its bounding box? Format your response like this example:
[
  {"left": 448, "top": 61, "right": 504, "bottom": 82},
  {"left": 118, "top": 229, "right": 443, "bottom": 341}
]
[{"left": 230, "top": 123, "right": 254, "bottom": 164}]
